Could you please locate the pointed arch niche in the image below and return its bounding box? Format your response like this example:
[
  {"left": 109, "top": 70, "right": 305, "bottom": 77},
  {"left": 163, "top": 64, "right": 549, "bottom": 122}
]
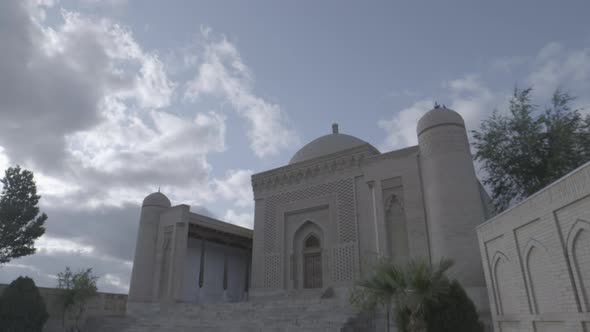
[
  {"left": 492, "top": 252, "right": 518, "bottom": 315},
  {"left": 523, "top": 239, "right": 562, "bottom": 313},
  {"left": 384, "top": 193, "right": 409, "bottom": 262},
  {"left": 292, "top": 221, "right": 325, "bottom": 290},
  {"left": 566, "top": 219, "right": 590, "bottom": 312}
]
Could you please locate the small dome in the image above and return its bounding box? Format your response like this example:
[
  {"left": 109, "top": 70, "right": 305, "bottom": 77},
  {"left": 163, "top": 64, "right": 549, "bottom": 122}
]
[
  {"left": 289, "top": 124, "right": 379, "bottom": 164},
  {"left": 417, "top": 106, "right": 465, "bottom": 136},
  {"left": 142, "top": 192, "right": 171, "bottom": 208}
]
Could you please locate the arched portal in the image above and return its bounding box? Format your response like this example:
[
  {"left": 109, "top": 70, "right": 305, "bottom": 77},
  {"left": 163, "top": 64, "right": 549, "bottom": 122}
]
[
  {"left": 291, "top": 221, "right": 324, "bottom": 290},
  {"left": 303, "top": 234, "right": 322, "bottom": 289}
]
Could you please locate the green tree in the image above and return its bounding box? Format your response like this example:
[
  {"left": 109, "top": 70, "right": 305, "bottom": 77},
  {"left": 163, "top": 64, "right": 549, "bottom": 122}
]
[
  {"left": 0, "top": 276, "right": 49, "bottom": 332},
  {"left": 0, "top": 166, "right": 47, "bottom": 263},
  {"left": 424, "top": 279, "right": 484, "bottom": 332},
  {"left": 57, "top": 267, "right": 99, "bottom": 332},
  {"left": 472, "top": 87, "right": 590, "bottom": 211},
  {"left": 350, "top": 258, "right": 453, "bottom": 332}
]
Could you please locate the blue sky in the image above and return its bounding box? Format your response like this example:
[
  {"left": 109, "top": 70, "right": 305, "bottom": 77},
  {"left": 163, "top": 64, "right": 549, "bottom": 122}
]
[{"left": 0, "top": 0, "right": 589, "bottom": 293}]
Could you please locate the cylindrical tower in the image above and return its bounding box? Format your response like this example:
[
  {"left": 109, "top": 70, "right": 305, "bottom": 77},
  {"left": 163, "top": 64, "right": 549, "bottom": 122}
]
[
  {"left": 128, "top": 192, "right": 171, "bottom": 303},
  {"left": 417, "top": 107, "right": 486, "bottom": 288}
]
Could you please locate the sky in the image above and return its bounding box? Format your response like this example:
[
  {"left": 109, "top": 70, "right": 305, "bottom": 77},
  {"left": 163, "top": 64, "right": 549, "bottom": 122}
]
[{"left": 0, "top": 0, "right": 589, "bottom": 293}]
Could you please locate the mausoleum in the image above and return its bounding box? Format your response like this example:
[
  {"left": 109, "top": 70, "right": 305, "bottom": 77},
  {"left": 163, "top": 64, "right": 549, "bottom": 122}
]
[{"left": 127, "top": 106, "right": 496, "bottom": 328}]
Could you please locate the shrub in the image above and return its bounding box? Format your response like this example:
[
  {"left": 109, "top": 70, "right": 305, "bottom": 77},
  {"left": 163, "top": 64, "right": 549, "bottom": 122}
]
[
  {"left": 425, "top": 279, "right": 484, "bottom": 332},
  {"left": 57, "top": 267, "right": 98, "bottom": 332},
  {"left": 0, "top": 276, "right": 49, "bottom": 332}
]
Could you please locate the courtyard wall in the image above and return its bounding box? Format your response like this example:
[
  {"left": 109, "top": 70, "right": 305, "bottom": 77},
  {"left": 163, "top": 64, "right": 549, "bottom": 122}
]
[
  {"left": 477, "top": 161, "right": 590, "bottom": 332},
  {"left": 0, "top": 283, "right": 127, "bottom": 332}
]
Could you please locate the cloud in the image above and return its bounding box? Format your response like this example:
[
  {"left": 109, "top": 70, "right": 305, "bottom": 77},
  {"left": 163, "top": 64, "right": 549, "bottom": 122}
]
[
  {"left": 214, "top": 169, "right": 254, "bottom": 208},
  {"left": 1, "top": 249, "right": 133, "bottom": 293},
  {"left": 0, "top": 2, "right": 175, "bottom": 172},
  {"left": 0, "top": 202, "right": 140, "bottom": 293},
  {"left": 378, "top": 99, "right": 433, "bottom": 150},
  {"left": 378, "top": 41, "right": 590, "bottom": 167},
  {"left": 0, "top": 203, "right": 140, "bottom": 293},
  {"left": 446, "top": 74, "right": 503, "bottom": 128},
  {"left": 184, "top": 31, "right": 300, "bottom": 158},
  {"left": 528, "top": 42, "right": 590, "bottom": 109},
  {"left": 222, "top": 209, "right": 254, "bottom": 229},
  {"left": 0, "top": 2, "right": 233, "bottom": 292},
  {"left": 379, "top": 74, "right": 505, "bottom": 151},
  {"left": 64, "top": 107, "right": 226, "bottom": 208}
]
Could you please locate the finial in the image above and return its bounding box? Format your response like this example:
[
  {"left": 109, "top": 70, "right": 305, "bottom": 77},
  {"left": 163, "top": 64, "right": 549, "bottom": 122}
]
[
  {"left": 434, "top": 102, "right": 440, "bottom": 109},
  {"left": 158, "top": 186, "right": 160, "bottom": 193},
  {"left": 332, "top": 123, "right": 339, "bottom": 134}
]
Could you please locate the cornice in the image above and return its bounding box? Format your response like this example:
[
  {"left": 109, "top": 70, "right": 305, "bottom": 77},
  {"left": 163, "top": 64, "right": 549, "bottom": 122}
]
[{"left": 251, "top": 144, "right": 375, "bottom": 193}]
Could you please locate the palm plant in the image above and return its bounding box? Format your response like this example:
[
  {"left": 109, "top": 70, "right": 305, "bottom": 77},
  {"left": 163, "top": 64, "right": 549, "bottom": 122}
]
[{"left": 350, "top": 257, "right": 454, "bottom": 332}]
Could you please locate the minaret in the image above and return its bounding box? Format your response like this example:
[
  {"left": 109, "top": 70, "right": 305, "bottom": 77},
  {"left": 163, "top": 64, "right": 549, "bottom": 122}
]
[
  {"left": 417, "top": 106, "right": 486, "bottom": 289},
  {"left": 128, "top": 191, "right": 171, "bottom": 303}
]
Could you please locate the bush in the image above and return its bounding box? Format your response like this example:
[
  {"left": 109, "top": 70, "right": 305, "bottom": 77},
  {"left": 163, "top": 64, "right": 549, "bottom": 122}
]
[
  {"left": 0, "top": 276, "right": 49, "bottom": 332},
  {"left": 425, "top": 279, "right": 484, "bottom": 332},
  {"left": 57, "top": 267, "right": 98, "bottom": 332}
]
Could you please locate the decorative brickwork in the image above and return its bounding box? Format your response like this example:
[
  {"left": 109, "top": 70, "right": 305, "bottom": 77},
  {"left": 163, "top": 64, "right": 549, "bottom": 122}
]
[
  {"left": 263, "top": 254, "right": 282, "bottom": 289},
  {"left": 332, "top": 243, "right": 356, "bottom": 282},
  {"left": 261, "top": 178, "right": 357, "bottom": 288},
  {"left": 251, "top": 147, "right": 369, "bottom": 193}
]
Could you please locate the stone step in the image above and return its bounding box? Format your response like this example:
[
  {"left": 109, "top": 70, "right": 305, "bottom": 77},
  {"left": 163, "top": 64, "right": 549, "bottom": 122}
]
[{"left": 92, "top": 297, "right": 371, "bottom": 332}]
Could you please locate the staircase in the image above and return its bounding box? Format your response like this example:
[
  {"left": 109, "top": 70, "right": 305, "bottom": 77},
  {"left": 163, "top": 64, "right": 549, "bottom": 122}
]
[{"left": 87, "top": 297, "right": 376, "bottom": 332}]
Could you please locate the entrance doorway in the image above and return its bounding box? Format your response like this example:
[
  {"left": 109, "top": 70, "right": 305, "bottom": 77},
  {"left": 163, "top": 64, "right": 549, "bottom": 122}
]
[{"left": 303, "top": 235, "right": 322, "bottom": 289}]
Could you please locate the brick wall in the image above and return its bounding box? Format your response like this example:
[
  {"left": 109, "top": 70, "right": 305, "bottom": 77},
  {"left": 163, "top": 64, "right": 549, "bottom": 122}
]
[{"left": 477, "top": 162, "right": 590, "bottom": 332}]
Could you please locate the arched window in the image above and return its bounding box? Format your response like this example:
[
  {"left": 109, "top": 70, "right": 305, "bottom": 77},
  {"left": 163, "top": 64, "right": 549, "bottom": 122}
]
[{"left": 305, "top": 235, "right": 320, "bottom": 249}]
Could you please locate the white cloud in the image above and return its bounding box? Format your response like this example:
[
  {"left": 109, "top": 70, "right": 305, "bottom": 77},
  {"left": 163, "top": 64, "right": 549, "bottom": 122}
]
[
  {"left": 378, "top": 42, "right": 590, "bottom": 155},
  {"left": 101, "top": 273, "right": 129, "bottom": 293},
  {"left": 41, "top": 10, "right": 175, "bottom": 109},
  {"left": 0, "top": 3, "right": 227, "bottom": 210},
  {"left": 35, "top": 236, "right": 94, "bottom": 255},
  {"left": 446, "top": 74, "right": 502, "bottom": 128},
  {"left": 214, "top": 169, "right": 254, "bottom": 208},
  {"left": 223, "top": 209, "right": 254, "bottom": 229},
  {"left": 528, "top": 42, "right": 590, "bottom": 109},
  {"left": 378, "top": 74, "right": 505, "bottom": 151},
  {"left": 184, "top": 32, "right": 300, "bottom": 157},
  {"left": 0, "top": 2, "right": 229, "bottom": 292},
  {"left": 378, "top": 99, "right": 433, "bottom": 150}
]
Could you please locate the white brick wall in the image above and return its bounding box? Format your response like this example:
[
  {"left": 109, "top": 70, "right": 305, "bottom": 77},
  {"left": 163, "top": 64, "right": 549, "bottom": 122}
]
[{"left": 477, "top": 161, "right": 590, "bottom": 332}]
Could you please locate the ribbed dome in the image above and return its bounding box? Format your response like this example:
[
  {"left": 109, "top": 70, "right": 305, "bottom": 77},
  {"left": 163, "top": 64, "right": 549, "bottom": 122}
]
[
  {"left": 417, "top": 107, "right": 465, "bottom": 136},
  {"left": 142, "top": 192, "right": 171, "bottom": 208},
  {"left": 289, "top": 125, "right": 379, "bottom": 164}
]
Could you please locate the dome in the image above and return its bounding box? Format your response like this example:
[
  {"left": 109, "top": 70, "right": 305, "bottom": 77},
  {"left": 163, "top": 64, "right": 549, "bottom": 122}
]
[
  {"left": 289, "top": 124, "right": 379, "bottom": 164},
  {"left": 417, "top": 106, "right": 465, "bottom": 136},
  {"left": 142, "top": 192, "right": 171, "bottom": 208}
]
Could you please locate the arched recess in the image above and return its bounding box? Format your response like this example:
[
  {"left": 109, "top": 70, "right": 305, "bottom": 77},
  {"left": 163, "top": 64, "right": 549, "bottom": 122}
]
[
  {"left": 158, "top": 232, "right": 172, "bottom": 300},
  {"left": 523, "top": 239, "right": 561, "bottom": 313},
  {"left": 384, "top": 194, "right": 408, "bottom": 263},
  {"left": 492, "top": 252, "right": 517, "bottom": 315},
  {"left": 292, "top": 221, "right": 325, "bottom": 290},
  {"left": 566, "top": 219, "right": 590, "bottom": 312}
]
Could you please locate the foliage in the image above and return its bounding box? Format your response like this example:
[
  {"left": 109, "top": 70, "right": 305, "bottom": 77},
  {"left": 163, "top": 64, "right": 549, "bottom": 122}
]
[
  {"left": 0, "top": 166, "right": 47, "bottom": 263},
  {"left": 350, "top": 257, "right": 454, "bottom": 332},
  {"left": 57, "top": 267, "right": 99, "bottom": 332},
  {"left": 425, "top": 279, "right": 484, "bottom": 332},
  {"left": 0, "top": 276, "right": 49, "bottom": 332},
  {"left": 472, "top": 87, "right": 590, "bottom": 211}
]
